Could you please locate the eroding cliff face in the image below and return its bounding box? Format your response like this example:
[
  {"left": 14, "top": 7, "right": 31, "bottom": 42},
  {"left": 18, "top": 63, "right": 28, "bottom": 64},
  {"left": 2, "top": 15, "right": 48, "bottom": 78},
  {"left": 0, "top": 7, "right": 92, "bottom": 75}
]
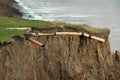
[
  {"left": 0, "top": 0, "right": 22, "bottom": 17},
  {"left": 0, "top": 26, "right": 120, "bottom": 80}
]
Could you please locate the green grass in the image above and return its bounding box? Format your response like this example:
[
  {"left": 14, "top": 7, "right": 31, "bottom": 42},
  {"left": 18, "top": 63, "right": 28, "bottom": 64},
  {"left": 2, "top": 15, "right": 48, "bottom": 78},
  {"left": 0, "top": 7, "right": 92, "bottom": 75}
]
[
  {"left": 56, "top": 22, "right": 109, "bottom": 34},
  {"left": 0, "top": 17, "right": 109, "bottom": 41},
  {"left": 70, "top": 24, "right": 109, "bottom": 34},
  {"left": 52, "top": 21, "right": 109, "bottom": 34},
  {"left": 0, "top": 17, "right": 54, "bottom": 41}
]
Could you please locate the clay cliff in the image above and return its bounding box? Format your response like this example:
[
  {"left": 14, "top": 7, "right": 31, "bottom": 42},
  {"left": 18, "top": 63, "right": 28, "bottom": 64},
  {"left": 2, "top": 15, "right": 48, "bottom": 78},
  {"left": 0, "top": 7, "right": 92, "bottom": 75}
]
[
  {"left": 0, "top": 0, "right": 120, "bottom": 80},
  {"left": 0, "top": 26, "right": 120, "bottom": 80},
  {"left": 0, "top": 0, "right": 22, "bottom": 17}
]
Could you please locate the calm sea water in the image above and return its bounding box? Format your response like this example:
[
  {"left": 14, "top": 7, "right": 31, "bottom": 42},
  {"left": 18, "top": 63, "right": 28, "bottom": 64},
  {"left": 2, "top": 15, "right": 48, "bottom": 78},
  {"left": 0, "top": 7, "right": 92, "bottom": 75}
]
[{"left": 16, "top": 0, "right": 120, "bottom": 51}]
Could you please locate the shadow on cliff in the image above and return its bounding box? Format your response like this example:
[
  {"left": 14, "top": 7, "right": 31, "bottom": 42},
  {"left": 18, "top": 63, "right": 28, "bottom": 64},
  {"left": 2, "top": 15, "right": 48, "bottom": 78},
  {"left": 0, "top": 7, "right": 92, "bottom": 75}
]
[{"left": 0, "top": 0, "right": 22, "bottom": 17}]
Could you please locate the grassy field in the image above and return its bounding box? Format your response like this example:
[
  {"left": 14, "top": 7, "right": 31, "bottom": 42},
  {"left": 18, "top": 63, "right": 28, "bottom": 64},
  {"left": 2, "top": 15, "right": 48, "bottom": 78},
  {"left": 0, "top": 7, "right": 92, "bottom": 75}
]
[
  {"left": 0, "top": 17, "right": 54, "bottom": 41},
  {"left": 0, "top": 17, "right": 109, "bottom": 41}
]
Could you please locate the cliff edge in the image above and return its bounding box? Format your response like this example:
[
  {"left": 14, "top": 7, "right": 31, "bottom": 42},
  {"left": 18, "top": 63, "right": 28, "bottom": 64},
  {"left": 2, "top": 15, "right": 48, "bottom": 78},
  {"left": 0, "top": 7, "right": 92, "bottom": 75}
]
[
  {"left": 0, "top": 0, "right": 22, "bottom": 17},
  {"left": 0, "top": 26, "right": 120, "bottom": 80}
]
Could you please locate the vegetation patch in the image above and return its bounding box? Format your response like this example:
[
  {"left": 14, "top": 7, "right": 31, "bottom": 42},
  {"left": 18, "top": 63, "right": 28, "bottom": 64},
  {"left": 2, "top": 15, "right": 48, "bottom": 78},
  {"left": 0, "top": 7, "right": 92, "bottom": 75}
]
[
  {"left": 0, "top": 17, "right": 53, "bottom": 41},
  {"left": 0, "top": 17, "right": 109, "bottom": 41},
  {"left": 54, "top": 22, "right": 109, "bottom": 34}
]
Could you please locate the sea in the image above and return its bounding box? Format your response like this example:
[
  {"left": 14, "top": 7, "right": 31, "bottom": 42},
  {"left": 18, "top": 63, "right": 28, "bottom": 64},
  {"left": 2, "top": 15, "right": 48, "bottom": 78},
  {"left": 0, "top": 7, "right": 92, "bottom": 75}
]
[{"left": 15, "top": 0, "right": 120, "bottom": 52}]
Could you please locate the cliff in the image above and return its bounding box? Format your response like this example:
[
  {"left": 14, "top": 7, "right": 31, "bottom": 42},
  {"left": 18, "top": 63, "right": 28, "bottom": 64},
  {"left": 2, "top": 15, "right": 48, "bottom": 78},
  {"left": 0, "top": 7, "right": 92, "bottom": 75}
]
[
  {"left": 0, "top": 26, "right": 120, "bottom": 80},
  {"left": 0, "top": 0, "right": 22, "bottom": 17}
]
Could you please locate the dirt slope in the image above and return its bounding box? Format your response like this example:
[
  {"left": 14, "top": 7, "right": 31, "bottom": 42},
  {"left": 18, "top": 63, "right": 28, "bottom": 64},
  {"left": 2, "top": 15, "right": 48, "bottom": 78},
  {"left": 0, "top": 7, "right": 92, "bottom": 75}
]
[
  {"left": 0, "top": 26, "right": 120, "bottom": 80},
  {"left": 0, "top": 0, "right": 22, "bottom": 17}
]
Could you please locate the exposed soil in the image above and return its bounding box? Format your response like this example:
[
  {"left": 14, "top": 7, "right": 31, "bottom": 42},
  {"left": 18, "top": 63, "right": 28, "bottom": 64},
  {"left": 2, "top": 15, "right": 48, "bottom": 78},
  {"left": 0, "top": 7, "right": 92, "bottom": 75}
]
[
  {"left": 0, "top": 0, "right": 120, "bottom": 80},
  {"left": 0, "top": 26, "right": 120, "bottom": 80}
]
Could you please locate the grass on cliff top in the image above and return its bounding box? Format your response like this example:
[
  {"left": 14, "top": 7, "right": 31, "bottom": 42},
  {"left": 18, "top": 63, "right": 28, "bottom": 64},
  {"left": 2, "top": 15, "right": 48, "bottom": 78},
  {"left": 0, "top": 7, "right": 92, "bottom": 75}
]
[
  {"left": 54, "top": 21, "right": 109, "bottom": 34},
  {"left": 0, "top": 17, "right": 54, "bottom": 41},
  {"left": 0, "top": 17, "right": 109, "bottom": 41}
]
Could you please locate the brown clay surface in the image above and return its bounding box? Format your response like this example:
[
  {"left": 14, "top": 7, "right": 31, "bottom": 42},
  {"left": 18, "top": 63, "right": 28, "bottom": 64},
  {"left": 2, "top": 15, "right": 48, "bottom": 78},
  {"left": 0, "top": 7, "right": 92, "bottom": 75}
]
[{"left": 0, "top": 26, "right": 119, "bottom": 80}]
